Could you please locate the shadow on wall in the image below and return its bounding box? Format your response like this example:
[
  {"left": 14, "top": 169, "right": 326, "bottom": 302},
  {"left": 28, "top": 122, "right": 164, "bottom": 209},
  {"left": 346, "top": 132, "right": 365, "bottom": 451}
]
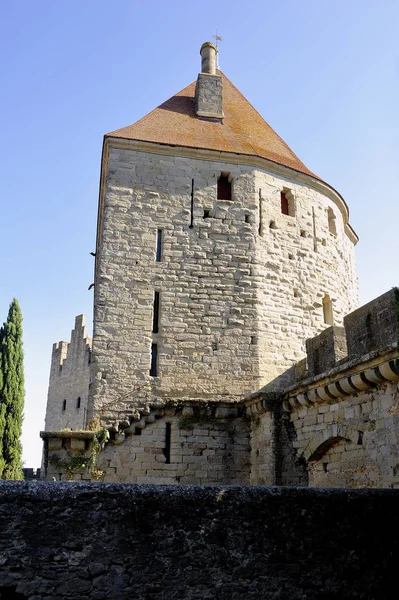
[{"left": 0, "top": 587, "right": 27, "bottom": 599}]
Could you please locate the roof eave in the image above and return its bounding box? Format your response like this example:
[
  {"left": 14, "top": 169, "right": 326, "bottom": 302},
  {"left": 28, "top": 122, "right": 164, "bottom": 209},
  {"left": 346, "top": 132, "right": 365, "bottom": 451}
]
[{"left": 101, "top": 135, "right": 359, "bottom": 245}]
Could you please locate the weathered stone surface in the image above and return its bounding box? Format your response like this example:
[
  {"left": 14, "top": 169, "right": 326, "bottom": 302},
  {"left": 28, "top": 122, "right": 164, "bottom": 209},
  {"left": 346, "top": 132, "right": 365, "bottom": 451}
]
[
  {"left": 306, "top": 325, "right": 347, "bottom": 377},
  {"left": 344, "top": 288, "right": 399, "bottom": 359},
  {"left": 0, "top": 482, "right": 398, "bottom": 599}
]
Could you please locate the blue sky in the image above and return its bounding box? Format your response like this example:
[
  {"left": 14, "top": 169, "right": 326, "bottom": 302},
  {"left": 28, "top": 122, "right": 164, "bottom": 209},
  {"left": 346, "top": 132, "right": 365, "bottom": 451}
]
[{"left": 0, "top": 0, "right": 398, "bottom": 467}]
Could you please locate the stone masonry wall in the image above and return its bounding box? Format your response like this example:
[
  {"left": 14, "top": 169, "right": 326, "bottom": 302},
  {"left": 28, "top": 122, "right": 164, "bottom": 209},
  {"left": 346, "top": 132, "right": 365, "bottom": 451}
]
[
  {"left": 0, "top": 482, "right": 398, "bottom": 599},
  {"left": 287, "top": 379, "right": 399, "bottom": 488},
  {"left": 45, "top": 315, "right": 91, "bottom": 431},
  {"left": 256, "top": 170, "right": 358, "bottom": 390},
  {"left": 90, "top": 145, "right": 358, "bottom": 428},
  {"left": 91, "top": 149, "right": 260, "bottom": 428},
  {"left": 282, "top": 289, "right": 399, "bottom": 488},
  {"left": 44, "top": 408, "right": 250, "bottom": 485}
]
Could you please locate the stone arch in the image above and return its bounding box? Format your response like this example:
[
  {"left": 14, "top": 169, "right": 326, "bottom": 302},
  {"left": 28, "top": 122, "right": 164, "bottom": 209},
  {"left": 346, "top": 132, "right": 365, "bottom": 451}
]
[{"left": 302, "top": 424, "right": 360, "bottom": 462}]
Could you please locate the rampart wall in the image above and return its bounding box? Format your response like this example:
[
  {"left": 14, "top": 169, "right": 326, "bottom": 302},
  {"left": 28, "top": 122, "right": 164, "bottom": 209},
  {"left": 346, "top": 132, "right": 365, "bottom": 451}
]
[
  {"left": 0, "top": 482, "right": 397, "bottom": 599},
  {"left": 277, "top": 288, "right": 399, "bottom": 487},
  {"left": 42, "top": 290, "right": 399, "bottom": 487}
]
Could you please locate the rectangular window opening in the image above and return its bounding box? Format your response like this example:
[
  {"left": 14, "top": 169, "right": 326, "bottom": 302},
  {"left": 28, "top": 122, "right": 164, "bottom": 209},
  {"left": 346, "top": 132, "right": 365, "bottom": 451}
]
[
  {"left": 281, "top": 191, "right": 289, "bottom": 215},
  {"left": 156, "top": 229, "right": 163, "bottom": 262},
  {"left": 217, "top": 173, "right": 232, "bottom": 200},
  {"left": 164, "top": 422, "right": 172, "bottom": 464},
  {"left": 153, "top": 291, "right": 160, "bottom": 334},
  {"left": 150, "top": 343, "right": 158, "bottom": 377}
]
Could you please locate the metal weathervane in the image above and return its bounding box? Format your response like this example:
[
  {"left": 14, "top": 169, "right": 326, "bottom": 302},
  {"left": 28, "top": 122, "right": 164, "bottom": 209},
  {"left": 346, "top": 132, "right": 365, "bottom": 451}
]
[{"left": 214, "top": 30, "right": 222, "bottom": 69}]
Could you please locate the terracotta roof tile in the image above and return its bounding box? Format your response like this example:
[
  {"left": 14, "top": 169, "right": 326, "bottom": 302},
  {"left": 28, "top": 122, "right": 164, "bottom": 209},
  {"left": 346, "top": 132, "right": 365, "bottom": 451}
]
[{"left": 106, "top": 72, "right": 317, "bottom": 179}]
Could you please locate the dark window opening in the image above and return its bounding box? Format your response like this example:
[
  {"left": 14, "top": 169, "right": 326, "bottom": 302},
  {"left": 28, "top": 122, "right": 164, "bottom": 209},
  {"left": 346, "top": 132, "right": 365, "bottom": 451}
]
[
  {"left": 244, "top": 214, "right": 250, "bottom": 223},
  {"left": 62, "top": 399, "right": 66, "bottom": 411},
  {"left": 281, "top": 191, "right": 289, "bottom": 215},
  {"left": 190, "top": 179, "right": 194, "bottom": 228},
  {"left": 203, "top": 209, "right": 210, "bottom": 219},
  {"left": 217, "top": 174, "right": 232, "bottom": 200},
  {"left": 156, "top": 229, "right": 163, "bottom": 262},
  {"left": 150, "top": 343, "right": 158, "bottom": 377},
  {"left": 153, "top": 291, "right": 160, "bottom": 334},
  {"left": 258, "top": 188, "right": 263, "bottom": 236},
  {"left": 76, "top": 397, "right": 81, "bottom": 409},
  {"left": 164, "top": 422, "right": 172, "bottom": 464},
  {"left": 135, "top": 427, "right": 142, "bottom": 436},
  {"left": 322, "top": 462, "right": 328, "bottom": 473}
]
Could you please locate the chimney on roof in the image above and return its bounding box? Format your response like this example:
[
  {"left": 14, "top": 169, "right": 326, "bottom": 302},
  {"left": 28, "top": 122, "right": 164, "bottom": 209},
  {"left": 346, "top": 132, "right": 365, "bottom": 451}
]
[{"left": 194, "top": 42, "right": 224, "bottom": 120}]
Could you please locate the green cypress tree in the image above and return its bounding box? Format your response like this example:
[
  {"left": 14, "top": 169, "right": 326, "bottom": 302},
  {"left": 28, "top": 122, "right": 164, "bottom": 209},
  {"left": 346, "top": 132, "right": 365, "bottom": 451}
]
[
  {"left": 0, "top": 299, "right": 24, "bottom": 479},
  {"left": 0, "top": 325, "right": 5, "bottom": 475}
]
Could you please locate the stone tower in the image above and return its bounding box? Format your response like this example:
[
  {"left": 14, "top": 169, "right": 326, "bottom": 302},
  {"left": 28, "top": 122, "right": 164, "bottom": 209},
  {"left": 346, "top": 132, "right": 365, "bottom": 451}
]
[
  {"left": 87, "top": 41, "right": 359, "bottom": 431},
  {"left": 45, "top": 315, "right": 92, "bottom": 431}
]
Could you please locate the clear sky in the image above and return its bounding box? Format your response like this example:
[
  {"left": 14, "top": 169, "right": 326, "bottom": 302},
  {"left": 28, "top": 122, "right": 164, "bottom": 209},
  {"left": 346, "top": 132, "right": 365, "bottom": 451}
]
[{"left": 0, "top": 0, "right": 398, "bottom": 468}]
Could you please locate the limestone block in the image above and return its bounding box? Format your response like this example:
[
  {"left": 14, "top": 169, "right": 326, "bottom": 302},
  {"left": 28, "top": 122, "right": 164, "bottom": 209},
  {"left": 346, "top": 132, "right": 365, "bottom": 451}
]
[
  {"left": 48, "top": 438, "right": 63, "bottom": 451},
  {"left": 70, "top": 439, "right": 86, "bottom": 451}
]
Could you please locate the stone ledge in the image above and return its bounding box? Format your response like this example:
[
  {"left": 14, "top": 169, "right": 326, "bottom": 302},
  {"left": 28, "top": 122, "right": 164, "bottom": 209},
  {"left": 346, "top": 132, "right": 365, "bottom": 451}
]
[{"left": 40, "top": 430, "right": 95, "bottom": 440}]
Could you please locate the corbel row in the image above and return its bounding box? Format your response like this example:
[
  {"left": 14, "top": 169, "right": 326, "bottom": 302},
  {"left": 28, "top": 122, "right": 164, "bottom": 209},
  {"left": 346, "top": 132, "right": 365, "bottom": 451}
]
[{"left": 283, "top": 358, "right": 399, "bottom": 412}]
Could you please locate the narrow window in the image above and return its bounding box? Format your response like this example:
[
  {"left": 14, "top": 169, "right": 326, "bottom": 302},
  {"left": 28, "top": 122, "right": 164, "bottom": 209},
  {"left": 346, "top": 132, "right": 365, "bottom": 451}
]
[
  {"left": 153, "top": 291, "right": 160, "bottom": 334},
  {"left": 312, "top": 206, "right": 317, "bottom": 252},
  {"left": 62, "top": 399, "right": 66, "bottom": 411},
  {"left": 217, "top": 173, "right": 232, "bottom": 200},
  {"left": 281, "top": 191, "right": 289, "bottom": 215},
  {"left": 150, "top": 343, "right": 158, "bottom": 376},
  {"left": 76, "top": 397, "right": 81, "bottom": 409},
  {"left": 322, "top": 293, "right": 333, "bottom": 325},
  {"left": 163, "top": 422, "right": 171, "bottom": 464},
  {"left": 189, "top": 178, "right": 194, "bottom": 228},
  {"left": 203, "top": 209, "right": 210, "bottom": 219},
  {"left": 258, "top": 188, "right": 263, "bottom": 236},
  {"left": 328, "top": 208, "right": 337, "bottom": 235},
  {"left": 156, "top": 229, "right": 163, "bottom": 262}
]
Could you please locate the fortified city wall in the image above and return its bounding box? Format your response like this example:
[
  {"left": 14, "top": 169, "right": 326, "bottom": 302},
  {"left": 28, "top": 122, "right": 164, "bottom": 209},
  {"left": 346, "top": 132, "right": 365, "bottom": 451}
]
[
  {"left": 251, "top": 288, "right": 399, "bottom": 488},
  {"left": 42, "top": 290, "right": 399, "bottom": 487}
]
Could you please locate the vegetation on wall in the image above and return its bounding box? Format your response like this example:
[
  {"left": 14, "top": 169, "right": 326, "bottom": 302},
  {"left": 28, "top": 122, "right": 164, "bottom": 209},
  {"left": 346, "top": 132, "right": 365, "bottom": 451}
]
[
  {"left": 49, "top": 428, "right": 109, "bottom": 481},
  {"left": 0, "top": 299, "right": 25, "bottom": 480}
]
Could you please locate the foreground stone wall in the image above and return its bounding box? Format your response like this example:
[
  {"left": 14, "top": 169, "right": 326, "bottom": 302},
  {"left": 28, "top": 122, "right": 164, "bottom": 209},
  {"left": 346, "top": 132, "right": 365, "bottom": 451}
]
[{"left": 0, "top": 482, "right": 398, "bottom": 599}]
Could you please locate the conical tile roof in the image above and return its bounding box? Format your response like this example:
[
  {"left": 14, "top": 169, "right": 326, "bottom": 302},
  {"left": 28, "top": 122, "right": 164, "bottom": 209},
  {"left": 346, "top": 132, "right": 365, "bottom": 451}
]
[{"left": 106, "top": 72, "right": 317, "bottom": 179}]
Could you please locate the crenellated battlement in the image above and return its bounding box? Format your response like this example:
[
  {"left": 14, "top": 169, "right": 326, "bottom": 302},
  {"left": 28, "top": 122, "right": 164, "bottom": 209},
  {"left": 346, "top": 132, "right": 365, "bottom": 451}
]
[
  {"left": 284, "top": 288, "right": 399, "bottom": 413},
  {"left": 45, "top": 315, "right": 92, "bottom": 432},
  {"left": 298, "top": 288, "right": 399, "bottom": 382}
]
